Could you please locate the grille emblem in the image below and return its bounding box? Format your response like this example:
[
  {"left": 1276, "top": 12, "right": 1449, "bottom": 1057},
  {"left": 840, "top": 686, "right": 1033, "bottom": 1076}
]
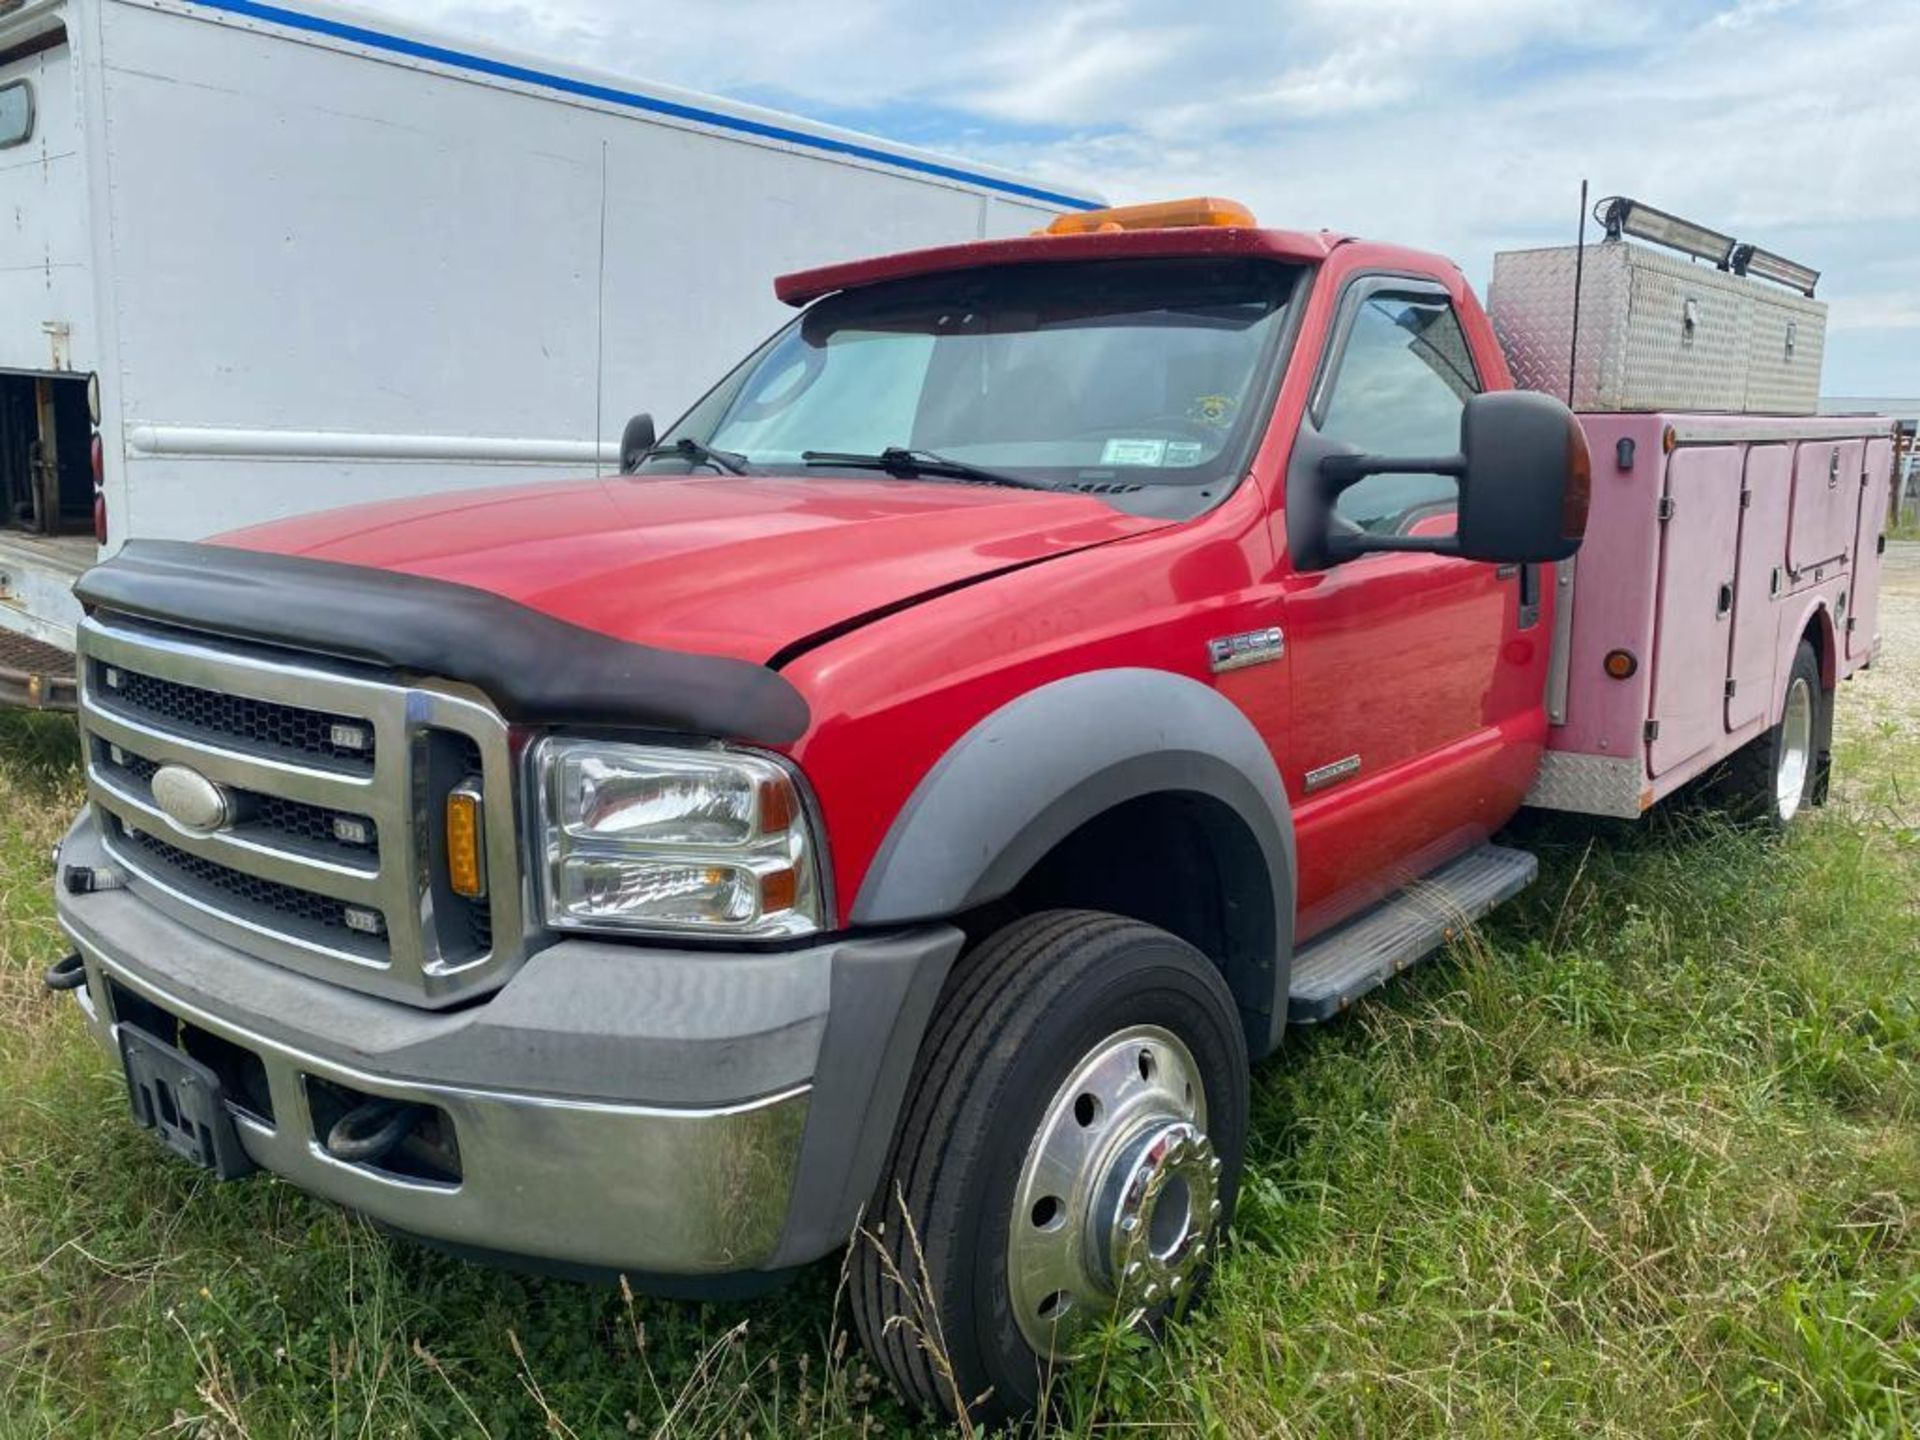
[{"left": 151, "top": 764, "right": 234, "bottom": 835}]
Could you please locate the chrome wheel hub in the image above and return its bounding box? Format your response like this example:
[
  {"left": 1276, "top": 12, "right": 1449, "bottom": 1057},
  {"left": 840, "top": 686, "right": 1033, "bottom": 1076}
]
[
  {"left": 1007, "top": 1025, "right": 1221, "bottom": 1357},
  {"left": 1777, "top": 675, "right": 1813, "bottom": 821}
]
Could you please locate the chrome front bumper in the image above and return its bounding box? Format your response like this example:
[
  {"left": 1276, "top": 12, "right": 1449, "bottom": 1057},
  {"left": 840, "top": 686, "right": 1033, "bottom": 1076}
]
[{"left": 57, "top": 813, "right": 963, "bottom": 1278}]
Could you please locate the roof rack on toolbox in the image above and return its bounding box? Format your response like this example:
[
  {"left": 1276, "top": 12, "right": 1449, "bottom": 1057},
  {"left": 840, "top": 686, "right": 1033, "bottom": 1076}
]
[{"left": 1595, "top": 195, "right": 1819, "bottom": 296}]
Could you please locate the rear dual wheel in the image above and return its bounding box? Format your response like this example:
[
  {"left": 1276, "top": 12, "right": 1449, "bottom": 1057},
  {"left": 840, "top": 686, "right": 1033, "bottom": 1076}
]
[
  {"left": 850, "top": 911, "right": 1248, "bottom": 1422},
  {"left": 1714, "top": 640, "right": 1825, "bottom": 826}
]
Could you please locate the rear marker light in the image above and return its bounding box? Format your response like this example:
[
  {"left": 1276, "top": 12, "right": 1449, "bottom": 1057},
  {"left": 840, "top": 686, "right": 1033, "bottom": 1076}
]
[
  {"left": 343, "top": 906, "right": 385, "bottom": 937},
  {"left": 1604, "top": 649, "right": 1639, "bottom": 680},
  {"left": 329, "top": 722, "right": 370, "bottom": 752}
]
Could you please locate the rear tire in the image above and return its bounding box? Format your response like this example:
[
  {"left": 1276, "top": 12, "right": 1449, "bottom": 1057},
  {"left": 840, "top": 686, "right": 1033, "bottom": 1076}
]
[
  {"left": 849, "top": 910, "right": 1248, "bottom": 1422},
  {"left": 1712, "top": 640, "right": 1823, "bottom": 826}
]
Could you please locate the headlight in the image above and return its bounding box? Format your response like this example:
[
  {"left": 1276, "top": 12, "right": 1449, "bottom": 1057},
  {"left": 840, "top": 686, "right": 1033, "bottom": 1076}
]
[{"left": 534, "top": 739, "right": 825, "bottom": 939}]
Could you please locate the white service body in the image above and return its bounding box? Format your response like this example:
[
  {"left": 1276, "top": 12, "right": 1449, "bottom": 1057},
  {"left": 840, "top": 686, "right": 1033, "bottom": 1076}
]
[{"left": 0, "top": 0, "right": 1100, "bottom": 646}]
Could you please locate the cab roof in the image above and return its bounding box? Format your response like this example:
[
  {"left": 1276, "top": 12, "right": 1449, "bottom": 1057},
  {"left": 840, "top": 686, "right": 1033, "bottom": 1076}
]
[{"left": 774, "top": 223, "right": 1348, "bottom": 307}]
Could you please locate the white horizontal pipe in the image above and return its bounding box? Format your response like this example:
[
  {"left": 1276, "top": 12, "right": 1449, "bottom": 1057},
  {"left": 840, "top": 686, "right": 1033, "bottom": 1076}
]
[{"left": 126, "top": 425, "right": 619, "bottom": 464}]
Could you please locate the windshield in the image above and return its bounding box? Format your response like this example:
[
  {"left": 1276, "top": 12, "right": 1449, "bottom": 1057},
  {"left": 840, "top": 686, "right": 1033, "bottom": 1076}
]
[{"left": 647, "top": 259, "right": 1300, "bottom": 505}]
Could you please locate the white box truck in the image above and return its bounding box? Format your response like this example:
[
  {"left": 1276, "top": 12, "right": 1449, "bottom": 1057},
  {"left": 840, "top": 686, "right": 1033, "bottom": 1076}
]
[{"left": 0, "top": 0, "right": 1100, "bottom": 699}]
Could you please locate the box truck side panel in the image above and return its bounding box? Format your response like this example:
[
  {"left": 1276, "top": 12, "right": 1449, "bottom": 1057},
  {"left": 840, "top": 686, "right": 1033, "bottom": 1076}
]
[
  {"left": 0, "top": 18, "right": 95, "bottom": 377},
  {"left": 594, "top": 118, "right": 994, "bottom": 452},
  {"left": 98, "top": 1, "right": 602, "bottom": 446},
  {"left": 89, "top": 0, "right": 1094, "bottom": 543},
  {"left": 1725, "top": 443, "right": 1790, "bottom": 735}
]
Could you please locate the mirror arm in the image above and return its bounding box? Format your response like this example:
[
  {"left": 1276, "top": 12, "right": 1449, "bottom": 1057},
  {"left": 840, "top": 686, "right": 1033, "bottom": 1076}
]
[
  {"left": 1327, "top": 532, "right": 1461, "bottom": 561},
  {"left": 1320, "top": 451, "right": 1466, "bottom": 495}
]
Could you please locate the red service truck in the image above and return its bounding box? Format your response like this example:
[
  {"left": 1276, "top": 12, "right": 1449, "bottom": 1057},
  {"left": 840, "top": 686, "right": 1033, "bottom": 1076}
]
[{"left": 46, "top": 195, "right": 1893, "bottom": 1420}]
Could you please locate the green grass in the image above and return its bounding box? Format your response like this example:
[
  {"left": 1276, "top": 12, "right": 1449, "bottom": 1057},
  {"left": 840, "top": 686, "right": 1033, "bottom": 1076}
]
[
  {"left": 2, "top": 709, "right": 1916, "bottom": 1438},
  {"left": 1891, "top": 513, "right": 1920, "bottom": 544}
]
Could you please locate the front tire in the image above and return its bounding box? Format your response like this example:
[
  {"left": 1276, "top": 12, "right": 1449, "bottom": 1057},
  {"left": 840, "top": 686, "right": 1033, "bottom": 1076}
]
[{"left": 849, "top": 910, "right": 1249, "bottom": 1422}]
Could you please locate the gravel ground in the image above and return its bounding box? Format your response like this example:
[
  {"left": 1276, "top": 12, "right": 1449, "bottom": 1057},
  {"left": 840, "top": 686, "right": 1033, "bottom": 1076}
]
[{"left": 1840, "top": 538, "right": 1920, "bottom": 741}]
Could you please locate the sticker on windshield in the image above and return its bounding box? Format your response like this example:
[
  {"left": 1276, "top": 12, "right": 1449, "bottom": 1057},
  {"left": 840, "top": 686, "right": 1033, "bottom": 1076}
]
[
  {"left": 1100, "top": 438, "right": 1168, "bottom": 467},
  {"left": 1164, "top": 441, "right": 1205, "bottom": 466}
]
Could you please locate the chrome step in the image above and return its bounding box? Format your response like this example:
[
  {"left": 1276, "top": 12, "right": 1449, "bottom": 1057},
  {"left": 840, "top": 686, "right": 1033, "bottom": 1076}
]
[{"left": 1287, "top": 843, "right": 1538, "bottom": 1023}]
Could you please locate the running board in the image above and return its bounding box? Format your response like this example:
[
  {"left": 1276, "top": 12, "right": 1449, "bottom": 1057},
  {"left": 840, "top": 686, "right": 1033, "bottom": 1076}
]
[{"left": 1286, "top": 843, "right": 1538, "bottom": 1024}]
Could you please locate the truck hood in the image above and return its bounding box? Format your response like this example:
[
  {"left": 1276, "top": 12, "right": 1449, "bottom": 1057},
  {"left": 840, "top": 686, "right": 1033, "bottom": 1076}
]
[{"left": 217, "top": 474, "right": 1164, "bottom": 665}]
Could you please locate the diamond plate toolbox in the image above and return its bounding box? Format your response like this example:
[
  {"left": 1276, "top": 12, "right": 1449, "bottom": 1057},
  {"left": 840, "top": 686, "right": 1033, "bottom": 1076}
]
[{"left": 1487, "top": 240, "right": 1825, "bottom": 414}]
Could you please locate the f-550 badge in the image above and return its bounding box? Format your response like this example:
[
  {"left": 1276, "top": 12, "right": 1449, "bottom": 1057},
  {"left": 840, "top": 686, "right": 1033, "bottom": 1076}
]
[{"left": 1207, "top": 626, "right": 1284, "bottom": 673}]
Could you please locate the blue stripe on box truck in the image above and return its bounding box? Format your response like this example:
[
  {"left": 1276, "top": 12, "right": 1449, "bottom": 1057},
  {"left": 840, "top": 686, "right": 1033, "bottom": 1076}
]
[{"left": 184, "top": 0, "right": 1103, "bottom": 212}]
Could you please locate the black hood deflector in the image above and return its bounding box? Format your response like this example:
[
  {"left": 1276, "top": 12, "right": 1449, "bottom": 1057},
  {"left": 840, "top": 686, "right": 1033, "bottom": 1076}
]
[{"left": 76, "top": 541, "right": 810, "bottom": 745}]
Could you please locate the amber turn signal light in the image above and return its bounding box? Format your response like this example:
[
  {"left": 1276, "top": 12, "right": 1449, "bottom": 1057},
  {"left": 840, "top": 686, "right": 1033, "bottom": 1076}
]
[
  {"left": 446, "top": 783, "right": 487, "bottom": 899},
  {"left": 1603, "top": 649, "right": 1639, "bottom": 680}
]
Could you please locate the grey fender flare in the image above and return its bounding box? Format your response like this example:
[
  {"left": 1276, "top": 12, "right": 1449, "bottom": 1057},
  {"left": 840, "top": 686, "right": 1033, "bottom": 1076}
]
[{"left": 851, "top": 667, "right": 1296, "bottom": 1053}]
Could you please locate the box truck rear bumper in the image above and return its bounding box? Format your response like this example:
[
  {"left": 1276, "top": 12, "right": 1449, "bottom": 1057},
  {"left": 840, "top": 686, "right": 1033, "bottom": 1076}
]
[{"left": 54, "top": 813, "right": 964, "bottom": 1281}]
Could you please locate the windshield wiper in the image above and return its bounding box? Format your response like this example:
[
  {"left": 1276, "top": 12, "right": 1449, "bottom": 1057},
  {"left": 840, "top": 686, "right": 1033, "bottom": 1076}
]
[
  {"left": 801, "top": 447, "right": 1054, "bottom": 491},
  {"left": 644, "top": 437, "right": 755, "bottom": 475}
]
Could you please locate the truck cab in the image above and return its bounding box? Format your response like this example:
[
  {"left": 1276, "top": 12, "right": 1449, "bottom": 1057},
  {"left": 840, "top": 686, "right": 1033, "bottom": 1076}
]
[{"left": 60, "top": 198, "right": 1874, "bottom": 1425}]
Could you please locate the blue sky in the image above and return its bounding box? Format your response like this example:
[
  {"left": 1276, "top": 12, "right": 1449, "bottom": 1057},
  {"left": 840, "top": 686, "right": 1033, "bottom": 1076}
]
[{"left": 405, "top": 0, "right": 1917, "bottom": 397}]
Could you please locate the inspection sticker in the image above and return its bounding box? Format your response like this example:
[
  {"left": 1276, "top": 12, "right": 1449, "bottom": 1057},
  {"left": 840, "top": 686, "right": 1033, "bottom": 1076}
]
[{"left": 1100, "top": 437, "right": 1168, "bottom": 467}]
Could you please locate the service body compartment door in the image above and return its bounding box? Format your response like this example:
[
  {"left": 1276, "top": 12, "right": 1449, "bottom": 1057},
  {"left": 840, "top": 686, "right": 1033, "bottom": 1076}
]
[
  {"left": 1787, "top": 437, "right": 1864, "bottom": 577},
  {"left": 1847, "top": 437, "right": 1893, "bottom": 664},
  {"left": 1726, "top": 444, "right": 1790, "bottom": 733},
  {"left": 1648, "top": 446, "right": 1742, "bottom": 777}
]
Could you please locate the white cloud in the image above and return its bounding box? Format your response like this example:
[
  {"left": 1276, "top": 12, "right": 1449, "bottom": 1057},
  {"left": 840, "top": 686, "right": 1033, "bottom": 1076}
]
[{"left": 384, "top": 0, "right": 1916, "bottom": 391}]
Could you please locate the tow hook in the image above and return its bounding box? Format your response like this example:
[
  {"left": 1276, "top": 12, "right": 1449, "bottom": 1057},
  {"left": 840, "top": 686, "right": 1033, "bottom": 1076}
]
[
  {"left": 325, "top": 1098, "right": 427, "bottom": 1166},
  {"left": 43, "top": 952, "right": 88, "bottom": 992}
]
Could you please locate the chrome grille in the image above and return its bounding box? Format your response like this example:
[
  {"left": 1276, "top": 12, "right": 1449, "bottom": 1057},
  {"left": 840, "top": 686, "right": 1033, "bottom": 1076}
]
[
  {"left": 96, "top": 741, "right": 382, "bottom": 864},
  {"left": 111, "top": 818, "right": 389, "bottom": 961},
  {"left": 78, "top": 613, "right": 525, "bottom": 1008},
  {"left": 95, "top": 662, "right": 378, "bottom": 770}
]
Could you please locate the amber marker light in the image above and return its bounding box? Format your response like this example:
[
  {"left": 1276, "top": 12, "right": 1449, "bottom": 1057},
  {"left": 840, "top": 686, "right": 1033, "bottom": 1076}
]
[
  {"left": 1604, "top": 649, "right": 1639, "bottom": 680},
  {"left": 760, "top": 867, "right": 799, "bottom": 915},
  {"left": 446, "top": 782, "right": 487, "bottom": 899}
]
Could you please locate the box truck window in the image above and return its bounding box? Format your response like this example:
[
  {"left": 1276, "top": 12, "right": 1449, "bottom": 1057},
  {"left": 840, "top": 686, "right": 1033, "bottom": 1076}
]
[{"left": 0, "top": 82, "right": 32, "bottom": 149}]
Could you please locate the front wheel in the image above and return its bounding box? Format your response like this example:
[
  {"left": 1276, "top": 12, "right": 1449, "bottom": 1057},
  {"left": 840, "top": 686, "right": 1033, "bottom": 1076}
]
[{"left": 849, "top": 911, "right": 1249, "bottom": 1422}]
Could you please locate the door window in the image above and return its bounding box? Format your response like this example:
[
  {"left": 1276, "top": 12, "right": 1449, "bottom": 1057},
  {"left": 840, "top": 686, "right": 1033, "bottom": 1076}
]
[{"left": 1319, "top": 291, "right": 1479, "bottom": 537}]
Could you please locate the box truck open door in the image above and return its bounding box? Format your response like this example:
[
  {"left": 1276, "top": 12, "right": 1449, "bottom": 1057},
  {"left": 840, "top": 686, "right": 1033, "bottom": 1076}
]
[{"left": 0, "top": 14, "right": 96, "bottom": 539}]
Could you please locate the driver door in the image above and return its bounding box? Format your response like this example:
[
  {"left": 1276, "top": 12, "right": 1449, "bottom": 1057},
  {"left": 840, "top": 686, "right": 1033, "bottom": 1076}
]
[{"left": 1282, "top": 279, "right": 1541, "bottom": 939}]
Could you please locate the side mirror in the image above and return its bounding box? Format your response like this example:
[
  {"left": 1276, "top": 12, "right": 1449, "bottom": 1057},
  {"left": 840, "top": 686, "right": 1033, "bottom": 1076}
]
[
  {"left": 619, "top": 413, "right": 657, "bottom": 475},
  {"left": 1317, "top": 391, "right": 1591, "bottom": 565}
]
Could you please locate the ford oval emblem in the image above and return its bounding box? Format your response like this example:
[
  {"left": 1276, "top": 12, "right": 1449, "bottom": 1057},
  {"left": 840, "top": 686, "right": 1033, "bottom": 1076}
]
[{"left": 151, "top": 764, "right": 233, "bottom": 834}]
